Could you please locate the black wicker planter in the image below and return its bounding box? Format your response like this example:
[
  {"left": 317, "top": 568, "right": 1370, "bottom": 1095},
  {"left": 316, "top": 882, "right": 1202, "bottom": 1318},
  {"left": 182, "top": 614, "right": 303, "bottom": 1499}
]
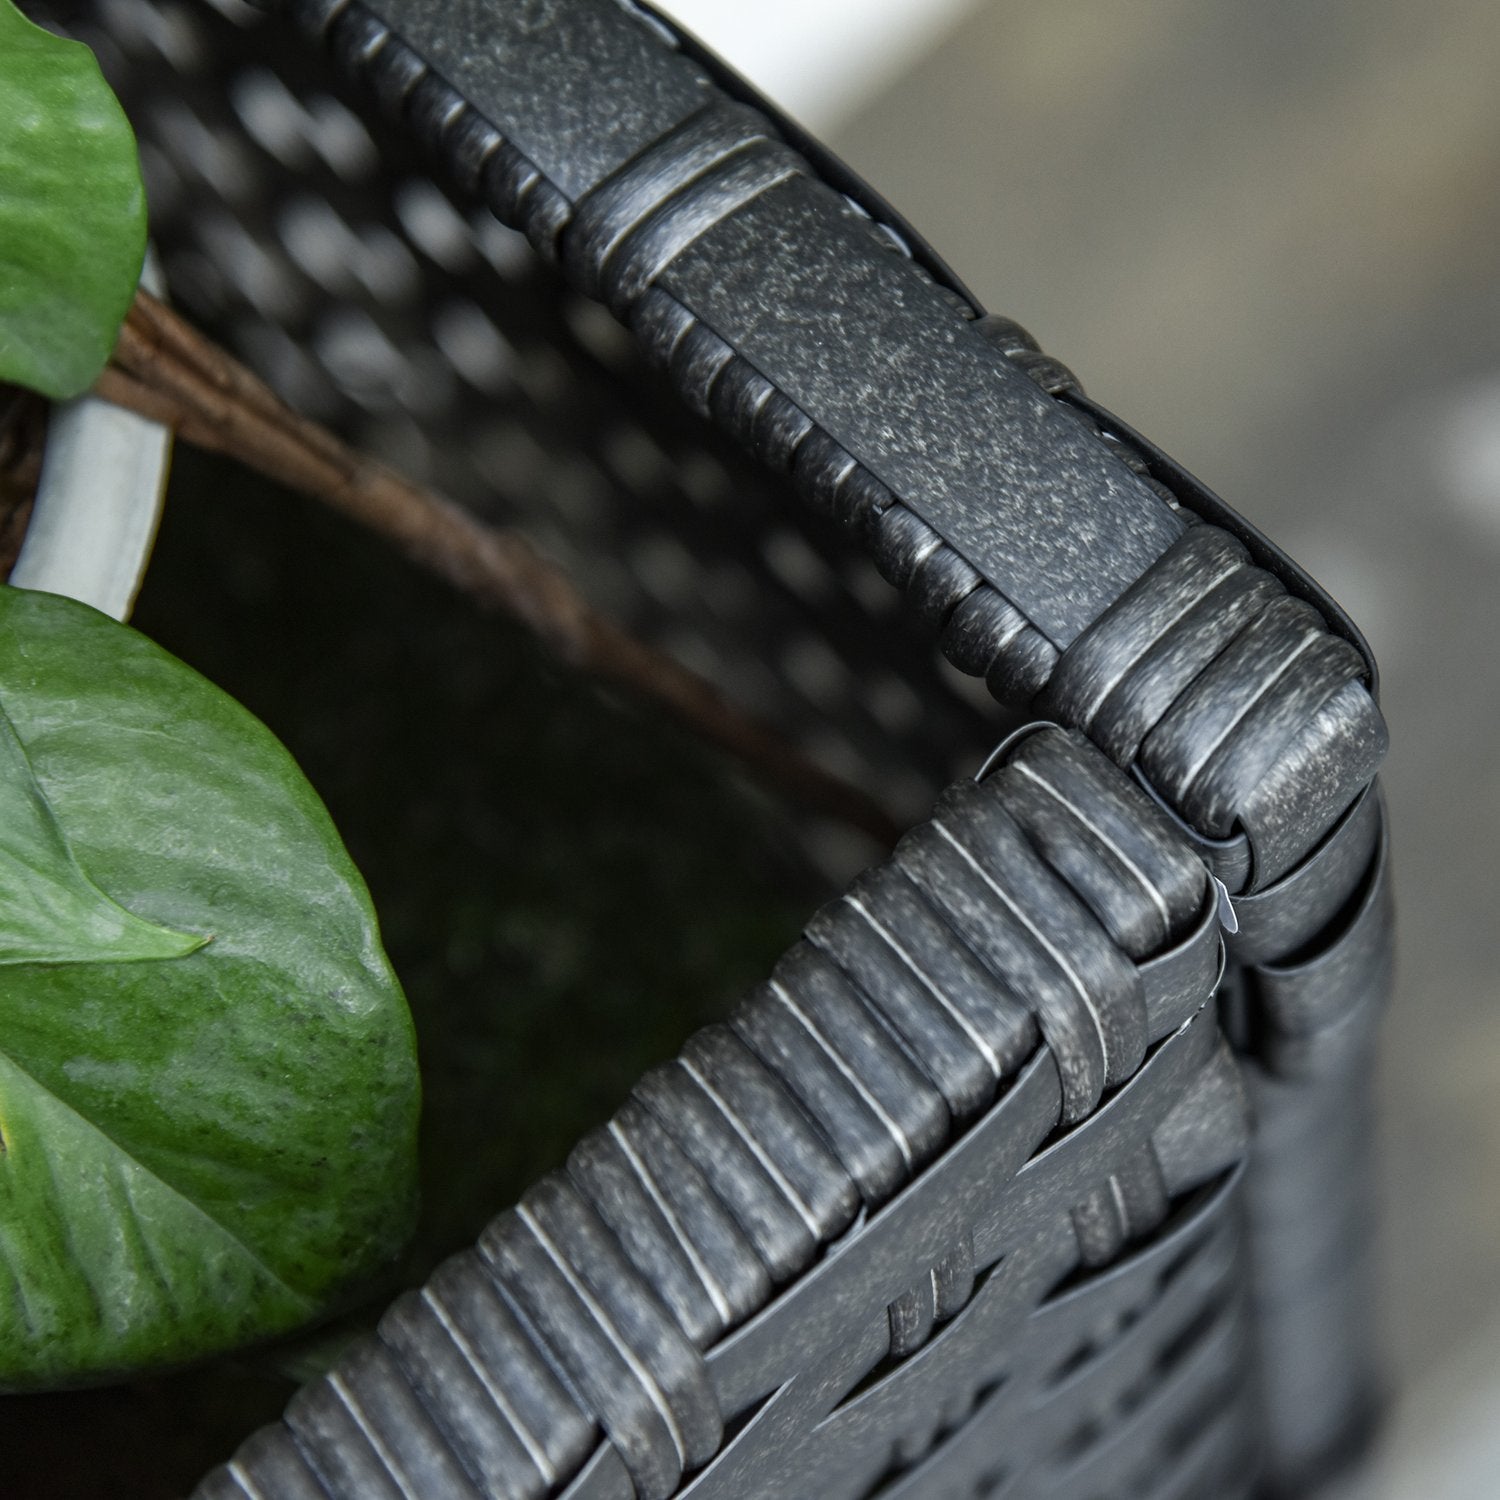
[{"left": 31, "top": 3, "right": 1393, "bottom": 1496}]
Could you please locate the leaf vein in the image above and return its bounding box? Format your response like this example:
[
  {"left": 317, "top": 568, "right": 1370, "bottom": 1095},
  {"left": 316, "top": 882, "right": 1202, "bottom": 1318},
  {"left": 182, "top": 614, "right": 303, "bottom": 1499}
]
[{"left": 0, "top": 1047, "right": 317, "bottom": 1314}]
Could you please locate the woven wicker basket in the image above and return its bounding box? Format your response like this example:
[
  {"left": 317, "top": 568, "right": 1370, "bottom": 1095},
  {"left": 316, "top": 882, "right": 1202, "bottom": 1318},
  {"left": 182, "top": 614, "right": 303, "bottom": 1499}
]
[{"left": 31, "top": 3, "right": 1394, "bottom": 1497}]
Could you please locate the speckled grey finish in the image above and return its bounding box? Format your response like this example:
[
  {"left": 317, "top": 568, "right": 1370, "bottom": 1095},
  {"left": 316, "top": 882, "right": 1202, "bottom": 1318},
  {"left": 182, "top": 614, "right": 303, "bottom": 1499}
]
[
  {"left": 476, "top": 1176, "right": 723, "bottom": 1496},
  {"left": 1256, "top": 820, "right": 1393, "bottom": 1078},
  {"left": 363, "top": 0, "right": 1189, "bottom": 647},
  {"left": 357, "top": 0, "right": 713, "bottom": 202},
  {"left": 564, "top": 106, "right": 800, "bottom": 310},
  {"left": 673, "top": 1022, "right": 1247, "bottom": 1500},
  {"left": 660, "top": 177, "right": 1184, "bottom": 645},
  {"left": 1233, "top": 680, "right": 1389, "bottom": 889},
  {"left": 740, "top": 942, "right": 954, "bottom": 1199},
  {"left": 987, "top": 726, "right": 1208, "bottom": 955},
  {"left": 1227, "top": 782, "right": 1382, "bottom": 967},
  {"left": 284, "top": 1340, "right": 488, "bottom": 1500},
  {"left": 1139, "top": 895, "right": 1223, "bottom": 1036},
  {"left": 381, "top": 1251, "right": 602, "bottom": 1491},
  {"left": 1039, "top": 526, "right": 1282, "bottom": 762}
]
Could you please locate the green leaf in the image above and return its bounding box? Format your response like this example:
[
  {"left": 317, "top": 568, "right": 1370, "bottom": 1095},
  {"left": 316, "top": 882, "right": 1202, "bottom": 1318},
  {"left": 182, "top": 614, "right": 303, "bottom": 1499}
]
[
  {"left": 0, "top": 585, "right": 419, "bottom": 1389},
  {"left": 0, "top": 1, "right": 147, "bottom": 400},
  {"left": 0, "top": 700, "right": 206, "bottom": 966}
]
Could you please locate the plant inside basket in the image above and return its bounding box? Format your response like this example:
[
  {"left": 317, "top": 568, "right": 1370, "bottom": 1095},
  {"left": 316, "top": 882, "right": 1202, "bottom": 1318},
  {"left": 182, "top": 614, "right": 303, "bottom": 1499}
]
[
  {"left": 0, "top": 5, "right": 833, "bottom": 1489},
  {"left": 0, "top": 0, "right": 428, "bottom": 1396}
]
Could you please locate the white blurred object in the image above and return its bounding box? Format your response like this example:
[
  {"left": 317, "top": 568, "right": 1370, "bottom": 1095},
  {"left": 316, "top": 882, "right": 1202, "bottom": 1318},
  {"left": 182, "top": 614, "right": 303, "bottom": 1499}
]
[
  {"left": 9, "top": 392, "right": 171, "bottom": 623},
  {"left": 1332, "top": 1305, "right": 1500, "bottom": 1500},
  {"left": 652, "top": 0, "right": 978, "bottom": 132},
  {"left": 1436, "top": 374, "right": 1500, "bottom": 539},
  {"left": 10, "top": 260, "right": 171, "bottom": 622}
]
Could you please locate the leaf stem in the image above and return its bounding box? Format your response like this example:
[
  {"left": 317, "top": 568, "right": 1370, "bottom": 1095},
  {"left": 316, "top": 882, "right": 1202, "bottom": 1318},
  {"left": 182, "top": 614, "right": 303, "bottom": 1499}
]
[
  {"left": 98, "top": 291, "right": 901, "bottom": 847},
  {"left": 0, "top": 385, "right": 44, "bottom": 578}
]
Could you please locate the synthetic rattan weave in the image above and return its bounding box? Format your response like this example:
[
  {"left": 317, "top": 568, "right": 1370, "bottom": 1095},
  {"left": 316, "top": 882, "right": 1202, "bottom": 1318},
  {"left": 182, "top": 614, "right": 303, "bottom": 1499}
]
[{"left": 43, "top": 1, "right": 1394, "bottom": 1495}]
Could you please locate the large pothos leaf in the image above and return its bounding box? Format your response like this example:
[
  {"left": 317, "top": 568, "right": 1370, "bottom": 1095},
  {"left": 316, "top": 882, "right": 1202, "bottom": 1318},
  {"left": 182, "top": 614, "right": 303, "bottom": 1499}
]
[
  {"left": 0, "top": 0, "right": 146, "bottom": 400},
  {"left": 0, "top": 585, "right": 419, "bottom": 1389},
  {"left": 0, "top": 699, "right": 205, "bottom": 966}
]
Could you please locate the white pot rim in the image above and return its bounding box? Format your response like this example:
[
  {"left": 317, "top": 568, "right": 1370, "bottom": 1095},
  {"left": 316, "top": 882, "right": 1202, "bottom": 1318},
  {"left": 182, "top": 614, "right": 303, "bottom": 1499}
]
[
  {"left": 10, "top": 261, "right": 172, "bottom": 624},
  {"left": 8, "top": 389, "right": 171, "bottom": 623}
]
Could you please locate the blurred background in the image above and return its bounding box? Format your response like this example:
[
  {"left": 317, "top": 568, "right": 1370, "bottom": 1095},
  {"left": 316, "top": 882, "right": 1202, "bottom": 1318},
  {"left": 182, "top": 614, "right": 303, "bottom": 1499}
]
[
  {"left": 6, "top": 0, "right": 1499, "bottom": 1494},
  {"left": 666, "top": 0, "right": 1498, "bottom": 1491}
]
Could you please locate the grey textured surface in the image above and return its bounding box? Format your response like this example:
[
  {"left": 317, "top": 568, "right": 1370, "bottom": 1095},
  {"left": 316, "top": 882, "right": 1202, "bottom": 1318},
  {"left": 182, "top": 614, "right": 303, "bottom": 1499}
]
[
  {"left": 375, "top": 0, "right": 713, "bottom": 200},
  {"left": 1226, "top": 781, "right": 1383, "bottom": 967},
  {"left": 661, "top": 176, "right": 1183, "bottom": 645}
]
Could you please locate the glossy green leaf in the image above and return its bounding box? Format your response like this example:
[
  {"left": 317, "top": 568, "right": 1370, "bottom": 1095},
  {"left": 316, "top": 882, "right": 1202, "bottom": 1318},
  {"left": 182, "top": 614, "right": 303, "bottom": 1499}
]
[
  {"left": 0, "top": 700, "right": 206, "bottom": 966},
  {"left": 0, "top": 0, "right": 147, "bottom": 400},
  {"left": 0, "top": 585, "right": 419, "bottom": 1389}
]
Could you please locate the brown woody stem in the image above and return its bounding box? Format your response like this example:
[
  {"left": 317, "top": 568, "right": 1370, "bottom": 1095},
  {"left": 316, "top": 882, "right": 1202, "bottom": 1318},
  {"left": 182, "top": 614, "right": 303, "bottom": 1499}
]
[{"left": 99, "top": 290, "right": 901, "bottom": 846}]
